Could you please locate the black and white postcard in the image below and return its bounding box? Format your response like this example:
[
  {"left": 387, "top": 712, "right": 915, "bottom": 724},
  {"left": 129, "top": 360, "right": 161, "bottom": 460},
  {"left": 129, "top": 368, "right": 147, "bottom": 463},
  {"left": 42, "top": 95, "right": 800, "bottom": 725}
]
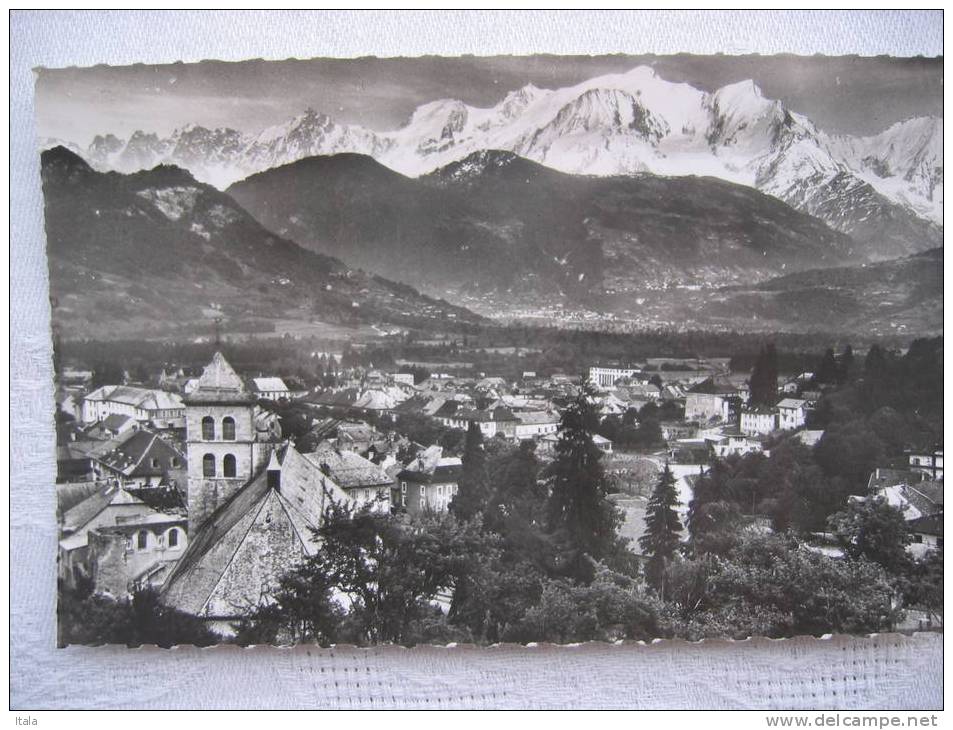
[{"left": 37, "top": 51, "right": 942, "bottom": 651}]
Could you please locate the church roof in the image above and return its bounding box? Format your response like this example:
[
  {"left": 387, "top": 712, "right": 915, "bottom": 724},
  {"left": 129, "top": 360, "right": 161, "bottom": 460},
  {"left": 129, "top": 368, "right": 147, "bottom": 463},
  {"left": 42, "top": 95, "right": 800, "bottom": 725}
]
[
  {"left": 186, "top": 352, "right": 252, "bottom": 403},
  {"left": 160, "top": 444, "right": 351, "bottom": 617}
]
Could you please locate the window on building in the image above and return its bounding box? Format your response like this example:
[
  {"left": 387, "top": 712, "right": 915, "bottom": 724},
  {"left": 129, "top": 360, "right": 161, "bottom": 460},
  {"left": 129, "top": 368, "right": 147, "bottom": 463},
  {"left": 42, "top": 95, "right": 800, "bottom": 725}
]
[
  {"left": 223, "top": 454, "right": 237, "bottom": 478},
  {"left": 136, "top": 531, "right": 148, "bottom": 550},
  {"left": 913, "top": 534, "right": 924, "bottom": 543},
  {"left": 168, "top": 528, "right": 179, "bottom": 548},
  {"left": 201, "top": 416, "right": 215, "bottom": 440},
  {"left": 151, "top": 457, "right": 160, "bottom": 468},
  {"left": 203, "top": 453, "right": 216, "bottom": 477},
  {"left": 171, "top": 457, "right": 179, "bottom": 468},
  {"left": 222, "top": 416, "right": 236, "bottom": 441},
  {"left": 420, "top": 486, "right": 426, "bottom": 497},
  {"left": 401, "top": 482, "right": 407, "bottom": 493}
]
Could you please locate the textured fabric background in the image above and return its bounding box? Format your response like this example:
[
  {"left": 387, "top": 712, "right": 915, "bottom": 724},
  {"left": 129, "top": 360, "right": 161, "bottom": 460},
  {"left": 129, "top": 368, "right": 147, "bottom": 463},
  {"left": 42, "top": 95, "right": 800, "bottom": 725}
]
[{"left": 10, "top": 10, "right": 944, "bottom": 710}]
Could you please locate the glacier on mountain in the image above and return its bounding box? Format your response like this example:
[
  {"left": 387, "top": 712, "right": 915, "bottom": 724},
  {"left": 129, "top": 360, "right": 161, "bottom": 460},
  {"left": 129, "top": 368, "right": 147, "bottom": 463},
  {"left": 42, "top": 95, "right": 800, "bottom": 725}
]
[{"left": 42, "top": 65, "right": 942, "bottom": 235}]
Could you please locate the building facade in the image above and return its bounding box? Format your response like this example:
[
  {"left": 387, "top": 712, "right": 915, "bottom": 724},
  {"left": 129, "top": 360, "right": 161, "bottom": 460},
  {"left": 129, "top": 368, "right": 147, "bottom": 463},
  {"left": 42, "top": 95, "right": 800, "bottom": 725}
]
[
  {"left": 740, "top": 407, "right": 777, "bottom": 436},
  {"left": 776, "top": 398, "right": 808, "bottom": 431},
  {"left": 589, "top": 366, "right": 642, "bottom": 388}
]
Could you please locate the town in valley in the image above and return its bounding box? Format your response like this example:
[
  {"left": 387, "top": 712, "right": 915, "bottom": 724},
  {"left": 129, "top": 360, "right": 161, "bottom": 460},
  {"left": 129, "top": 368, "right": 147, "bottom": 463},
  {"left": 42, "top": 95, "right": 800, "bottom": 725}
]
[
  {"left": 54, "top": 327, "right": 943, "bottom": 646},
  {"left": 41, "top": 53, "right": 942, "bottom": 647}
]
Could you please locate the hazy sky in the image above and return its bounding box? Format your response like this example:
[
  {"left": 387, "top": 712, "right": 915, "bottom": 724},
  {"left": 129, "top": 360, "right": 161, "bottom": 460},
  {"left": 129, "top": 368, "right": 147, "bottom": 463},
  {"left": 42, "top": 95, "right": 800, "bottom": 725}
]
[{"left": 35, "top": 54, "right": 942, "bottom": 145}]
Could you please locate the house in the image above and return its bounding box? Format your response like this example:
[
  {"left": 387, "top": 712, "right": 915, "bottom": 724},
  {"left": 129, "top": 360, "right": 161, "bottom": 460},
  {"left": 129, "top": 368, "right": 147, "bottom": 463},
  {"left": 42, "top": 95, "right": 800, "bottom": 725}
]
[
  {"left": 396, "top": 445, "right": 462, "bottom": 516},
  {"left": 596, "top": 392, "right": 629, "bottom": 417},
  {"left": 909, "top": 449, "right": 943, "bottom": 480},
  {"left": 589, "top": 366, "right": 642, "bottom": 388},
  {"left": 776, "top": 398, "right": 809, "bottom": 431},
  {"left": 56, "top": 480, "right": 104, "bottom": 521},
  {"left": 86, "top": 512, "right": 189, "bottom": 598},
  {"left": 391, "top": 373, "right": 415, "bottom": 386},
  {"left": 60, "top": 367, "right": 94, "bottom": 388},
  {"left": 83, "top": 413, "right": 139, "bottom": 440},
  {"left": 794, "top": 429, "right": 825, "bottom": 447},
  {"left": 58, "top": 481, "right": 186, "bottom": 593},
  {"left": 780, "top": 379, "right": 800, "bottom": 395},
  {"left": 684, "top": 378, "right": 741, "bottom": 423},
  {"left": 336, "top": 421, "right": 386, "bottom": 453},
  {"left": 160, "top": 444, "right": 351, "bottom": 634},
  {"left": 309, "top": 385, "right": 409, "bottom": 415},
  {"left": 660, "top": 422, "right": 696, "bottom": 441},
  {"left": 513, "top": 410, "right": 561, "bottom": 441},
  {"left": 433, "top": 402, "right": 519, "bottom": 439},
  {"left": 615, "top": 383, "right": 661, "bottom": 402},
  {"left": 81, "top": 385, "right": 185, "bottom": 429},
  {"left": 475, "top": 376, "right": 507, "bottom": 392},
  {"left": 740, "top": 406, "right": 777, "bottom": 436},
  {"left": 56, "top": 428, "right": 139, "bottom": 484},
  {"left": 866, "top": 467, "right": 931, "bottom": 494},
  {"left": 305, "top": 445, "right": 395, "bottom": 511},
  {"left": 250, "top": 377, "right": 291, "bottom": 401},
  {"left": 55, "top": 389, "right": 83, "bottom": 421},
  {"left": 669, "top": 440, "right": 712, "bottom": 466},
  {"left": 708, "top": 433, "right": 766, "bottom": 459},
  {"left": 859, "top": 470, "right": 943, "bottom": 557},
  {"left": 539, "top": 432, "right": 611, "bottom": 457},
  {"left": 393, "top": 393, "right": 472, "bottom": 419},
  {"left": 908, "top": 515, "right": 943, "bottom": 552},
  {"left": 94, "top": 428, "right": 187, "bottom": 490}
]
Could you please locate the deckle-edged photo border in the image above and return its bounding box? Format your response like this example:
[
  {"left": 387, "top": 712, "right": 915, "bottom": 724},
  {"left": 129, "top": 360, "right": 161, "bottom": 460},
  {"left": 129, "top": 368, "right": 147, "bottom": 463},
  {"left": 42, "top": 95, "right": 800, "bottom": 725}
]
[{"left": 10, "top": 9, "right": 944, "bottom": 710}]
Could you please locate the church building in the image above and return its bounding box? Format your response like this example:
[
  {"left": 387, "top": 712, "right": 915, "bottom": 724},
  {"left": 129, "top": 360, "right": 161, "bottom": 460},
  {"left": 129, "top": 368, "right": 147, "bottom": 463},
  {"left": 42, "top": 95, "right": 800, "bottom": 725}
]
[{"left": 160, "top": 352, "right": 351, "bottom": 632}]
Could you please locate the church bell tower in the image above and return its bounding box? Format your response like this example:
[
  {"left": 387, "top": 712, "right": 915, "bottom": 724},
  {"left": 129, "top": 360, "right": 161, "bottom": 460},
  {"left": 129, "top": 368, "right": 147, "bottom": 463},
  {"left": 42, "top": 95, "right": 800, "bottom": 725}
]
[{"left": 184, "top": 352, "right": 280, "bottom": 535}]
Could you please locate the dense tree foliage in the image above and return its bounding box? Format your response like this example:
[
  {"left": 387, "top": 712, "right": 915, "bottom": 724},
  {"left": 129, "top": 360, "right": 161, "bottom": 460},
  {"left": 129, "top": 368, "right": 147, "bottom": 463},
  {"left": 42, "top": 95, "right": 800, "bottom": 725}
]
[
  {"left": 829, "top": 497, "right": 912, "bottom": 575},
  {"left": 662, "top": 533, "right": 899, "bottom": 639},
  {"left": 58, "top": 581, "right": 219, "bottom": 648}
]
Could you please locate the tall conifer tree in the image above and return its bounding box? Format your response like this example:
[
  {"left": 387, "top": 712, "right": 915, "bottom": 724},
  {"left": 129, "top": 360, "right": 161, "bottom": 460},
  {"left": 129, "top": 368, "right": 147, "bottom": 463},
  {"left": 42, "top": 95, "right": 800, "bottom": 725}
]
[
  {"left": 545, "top": 385, "right": 623, "bottom": 582},
  {"left": 640, "top": 463, "right": 683, "bottom": 596},
  {"left": 451, "top": 421, "right": 489, "bottom": 521},
  {"left": 749, "top": 343, "right": 779, "bottom": 406}
]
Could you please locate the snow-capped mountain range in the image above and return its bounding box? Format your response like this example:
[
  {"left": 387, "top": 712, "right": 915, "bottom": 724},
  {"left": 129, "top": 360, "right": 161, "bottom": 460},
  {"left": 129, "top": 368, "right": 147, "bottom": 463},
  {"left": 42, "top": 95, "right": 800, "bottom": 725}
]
[{"left": 41, "top": 66, "right": 942, "bottom": 253}]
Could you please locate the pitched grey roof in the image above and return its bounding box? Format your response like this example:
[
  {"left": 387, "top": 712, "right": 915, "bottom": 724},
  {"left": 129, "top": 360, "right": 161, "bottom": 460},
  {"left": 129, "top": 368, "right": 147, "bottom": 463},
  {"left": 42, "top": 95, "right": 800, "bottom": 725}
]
[
  {"left": 60, "top": 482, "right": 144, "bottom": 535},
  {"left": 160, "top": 445, "right": 350, "bottom": 617},
  {"left": 304, "top": 447, "right": 394, "bottom": 490},
  {"left": 56, "top": 481, "right": 104, "bottom": 519},
  {"left": 186, "top": 352, "right": 252, "bottom": 403}
]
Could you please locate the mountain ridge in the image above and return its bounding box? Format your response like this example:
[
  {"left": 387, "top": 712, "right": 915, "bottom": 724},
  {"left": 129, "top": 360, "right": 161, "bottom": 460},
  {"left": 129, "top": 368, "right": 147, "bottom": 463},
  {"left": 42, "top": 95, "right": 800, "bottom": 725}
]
[
  {"left": 41, "top": 65, "right": 942, "bottom": 262},
  {"left": 227, "top": 148, "right": 863, "bottom": 310},
  {"left": 40, "top": 146, "right": 485, "bottom": 340}
]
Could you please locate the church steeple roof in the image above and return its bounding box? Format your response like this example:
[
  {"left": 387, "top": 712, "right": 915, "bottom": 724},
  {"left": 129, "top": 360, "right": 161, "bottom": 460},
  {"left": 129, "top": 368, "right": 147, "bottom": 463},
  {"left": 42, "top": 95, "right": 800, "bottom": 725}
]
[{"left": 186, "top": 352, "right": 253, "bottom": 403}]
